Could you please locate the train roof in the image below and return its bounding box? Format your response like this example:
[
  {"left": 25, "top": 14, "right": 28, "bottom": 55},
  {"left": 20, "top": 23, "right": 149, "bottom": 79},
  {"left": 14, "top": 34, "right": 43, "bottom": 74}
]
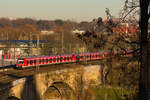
[
  {"left": 17, "top": 51, "right": 112, "bottom": 60},
  {"left": 18, "top": 53, "right": 75, "bottom": 60}
]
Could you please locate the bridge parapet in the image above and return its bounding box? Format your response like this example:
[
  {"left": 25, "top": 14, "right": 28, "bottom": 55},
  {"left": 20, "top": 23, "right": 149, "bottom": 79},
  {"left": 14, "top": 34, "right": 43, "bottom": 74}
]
[{"left": 0, "top": 65, "right": 102, "bottom": 100}]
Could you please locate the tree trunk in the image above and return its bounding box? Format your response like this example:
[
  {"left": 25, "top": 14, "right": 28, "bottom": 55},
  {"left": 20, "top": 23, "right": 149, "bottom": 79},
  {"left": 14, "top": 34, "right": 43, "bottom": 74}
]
[{"left": 139, "top": 0, "right": 150, "bottom": 99}]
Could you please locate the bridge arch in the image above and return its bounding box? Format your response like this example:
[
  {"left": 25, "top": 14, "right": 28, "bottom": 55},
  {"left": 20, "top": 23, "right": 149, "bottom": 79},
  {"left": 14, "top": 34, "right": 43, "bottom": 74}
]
[
  {"left": 5, "top": 96, "right": 20, "bottom": 100},
  {"left": 43, "top": 81, "right": 76, "bottom": 100}
]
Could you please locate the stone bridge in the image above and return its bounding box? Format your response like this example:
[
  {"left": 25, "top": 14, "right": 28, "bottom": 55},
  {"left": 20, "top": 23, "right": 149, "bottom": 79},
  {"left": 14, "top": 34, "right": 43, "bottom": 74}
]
[
  {"left": 0, "top": 57, "right": 139, "bottom": 100},
  {"left": 0, "top": 65, "right": 102, "bottom": 100}
]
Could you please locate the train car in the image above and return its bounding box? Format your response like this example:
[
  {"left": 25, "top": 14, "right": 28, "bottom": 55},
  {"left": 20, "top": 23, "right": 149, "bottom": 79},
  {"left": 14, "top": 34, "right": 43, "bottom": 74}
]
[
  {"left": 16, "top": 57, "right": 37, "bottom": 68},
  {"left": 16, "top": 58, "right": 25, "bottom": 68},
  {"left": 61, "top": 54, "right": 69, "bottom": 63},
  {"left": 16, "top": 54, "right": 77, "bottom": 69},
  {"left": 113, "top": 51, "right": 118, "bottom": 57},
  {"left": 79, "top": 53, "right": 85, "bottom": 61},
  {"left": 84, "top": 53, "right": 91, "bottom": 61},
  {"left": 120, "top": 50, "right": 126, "bottom": 56},
  {"left": 16, "top": 50, "right": 137, "bottom": 69},
  {"left": 90, "top": 52, "right": 97, "bottom": 60},
  {"left": 103, "top": 51, "right": 109, "bottom": 58},
  {"left": 125, "top": 50, "right": 133, "bottom": 57},
  {"left": 95, "top": 52, "right": 102, "bottom": 60}
]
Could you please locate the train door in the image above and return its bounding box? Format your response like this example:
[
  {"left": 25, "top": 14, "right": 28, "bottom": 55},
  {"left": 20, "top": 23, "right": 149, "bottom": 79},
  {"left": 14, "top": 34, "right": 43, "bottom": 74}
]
[
  {"left": 69, "top": 55, "right": 72, "bottom": 62},
  {"left": 96, "top": 53, "right": 100, "bottom": 59},
  {"left": 99, "top": 53, "right": 102, "bottom": 59},
  {"left": 79, "top": 54, "right": 83, "bottom": 61},
  {"left": 72, "top": 54, "right": 76, "bottom": 62},
  {"left": 93, "top": 53, "right": 96, "bottom": 60},
  {"left": 33, "top": 59, "right": 36, "bottom": 66},
  {"left": 66, "top": 56, "right": 70, "bottom": 62},
  {"left": 96, "top": 53, "right": 99, "bottom": 59},
  {"left": 39, "top": 58, "right": 42, "bottom": 65},
  {"left": 42, "top": 58, "right": 44, "bottom": 64},
  {"left": 63, "top": 56, "right": 66, "bottom": 62},
  {"left": 53, "top": 56, "right": 56, "bottom": 64},
  {"left": 26, "top": 60, "right": 29, "bottom": 67},
  {"left": 60, "top": 56, "right": 63, "bottom": 63},
  {"left": 49, "top": 57, "right": 52, "bottom": 64},
  {"left": 91, "top": 53, "right": 94, "bottom": 60},
  {"left": 56, "top": 56, "right": 60, "bottom": 63},
  {"left": 85, "top": 53, "right": 89, "bottom": 61},
  {"left": 104, "top": 52, "right": 108, "bottom": 58},
  {"left": 31, "top": 59, "right": 34, "bottom": 66},
  {"left": 46, "top": 57, "right": 48, "bottom": 64},
  {"left": 23, "top": 59, "right": 27, "bottom": 67}
]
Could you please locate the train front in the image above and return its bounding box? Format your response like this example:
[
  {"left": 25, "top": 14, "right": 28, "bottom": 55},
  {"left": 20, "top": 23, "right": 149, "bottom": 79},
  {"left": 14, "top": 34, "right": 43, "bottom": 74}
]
[{"left": 16, "top": 58, "right": 24, "bottom": 68}]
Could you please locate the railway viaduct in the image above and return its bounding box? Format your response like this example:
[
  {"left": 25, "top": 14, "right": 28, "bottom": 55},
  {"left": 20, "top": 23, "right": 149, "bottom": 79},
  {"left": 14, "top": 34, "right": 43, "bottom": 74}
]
[
  {"left": 0, "top": 63, "right": 104, "bottom": 100},
  {"left": 0, "top": 57, "right": 138, "bottom": 100}
]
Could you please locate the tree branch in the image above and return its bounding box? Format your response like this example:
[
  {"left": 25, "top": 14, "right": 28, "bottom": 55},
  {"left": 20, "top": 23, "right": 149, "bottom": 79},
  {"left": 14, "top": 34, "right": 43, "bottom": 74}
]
[
  {"left": 126, "top": 5, "right": 140, "bottom": 8},
  {"left": 121, "top": 7, "right": 137, "bottom": 21},
  {"left": 120, "top": 37, "right": 140, "bottom": 45}
]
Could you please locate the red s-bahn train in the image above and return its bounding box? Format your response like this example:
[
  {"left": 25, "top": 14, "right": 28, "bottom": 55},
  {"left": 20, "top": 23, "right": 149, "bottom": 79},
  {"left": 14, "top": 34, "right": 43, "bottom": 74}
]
[{"left": 16, "top": 50, "right": 135, "bottom": 69}]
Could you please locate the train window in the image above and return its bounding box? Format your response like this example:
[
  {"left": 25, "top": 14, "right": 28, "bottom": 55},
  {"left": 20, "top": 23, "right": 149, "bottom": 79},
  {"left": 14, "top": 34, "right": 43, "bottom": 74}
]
[
  {"left": 34, "top": 60, "right": 36, "bottom": 64},
  {"left": 53, "top": 58, "right": 56, "bottom": 61},
  {"left": 80, "top": 56, "right": 83, "bottom": 58},
  {"left": 18, "top": 60, "right": 23, "bottom": 64},
  {"left": 42, "top": 59, "right": 44, "bottom": 62},
  {"left": 30, "top": 60, "right": 33, "bottom": 64},
  {"left": 70, "top": 56, "right": 72, "bottom": 59},
  {"left": 62, "top": 57, "right": 64, "bottom": 60},
  {"left": 27, "top": 61, "right": 29, "bottom": 64},
  {"left": 60, "top": 57, "right": 63, "bottom": 60},
  {"left": 46, "top": 59, "right": 48, "bottom": 62},
  {"left": 57, "top": 58, "right": 60, "bottom": 61},
  {"left": 50, "top": 58, "right": 52, "bottom": 61},
  {"left": 64, "top": 57, "right": 66, "bottom": 60}
]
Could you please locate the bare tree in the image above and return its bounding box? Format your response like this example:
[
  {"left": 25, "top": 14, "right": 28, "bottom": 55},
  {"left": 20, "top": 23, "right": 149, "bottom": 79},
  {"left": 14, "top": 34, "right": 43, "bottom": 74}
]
[
  {"left": 121, "top": 0, "right": 150, "bottom": 99},
  {"left": 139, "top": 0, "right": 150, "bottom": 99}
]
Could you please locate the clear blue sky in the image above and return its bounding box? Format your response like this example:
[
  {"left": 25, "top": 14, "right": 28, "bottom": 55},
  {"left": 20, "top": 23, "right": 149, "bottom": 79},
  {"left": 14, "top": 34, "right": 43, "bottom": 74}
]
[{"left": 0, "top": 0, "right": 124, "bottom": 22}]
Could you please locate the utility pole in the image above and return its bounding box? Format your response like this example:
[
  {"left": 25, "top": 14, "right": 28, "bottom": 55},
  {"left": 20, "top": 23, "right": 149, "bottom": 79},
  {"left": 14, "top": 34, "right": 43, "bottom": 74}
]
[
  {"left": 1, "top": 33, "right": 4, "bottom": 67},
  {"left": 14, "top": 46, "right": 15, "bottom": 60},
  {"left": 69, "top": 43, "right": 72, "bottom": 53},
  {"left": 76, "top": 44, "right": 79, "bottom": 53},
  {"left": 29, "top": 33, "right": 32, "bottom": 56},
  {"left": 7, "top": 32, "right": 8, "bottom": 40},
  {"left": 84, "top": 42, "right": 87, "bottom": 52},
  {"left": 2, "top": 50, "right": 3, "bottom": 67},
  {"left": 61, "top": 32, "right": 64, "bottom": 54},
  {"left": 36, "top": 34, "right": 40, "bottom": 70}
]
